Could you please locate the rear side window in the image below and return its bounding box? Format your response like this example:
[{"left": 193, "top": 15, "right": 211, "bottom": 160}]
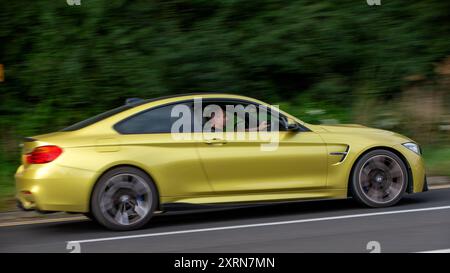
[
  {"left": 61, "top": 100, "right": 150, "bottom": 132},
  {"left": 114, "top": 102, "right": 193, "bottom": 134},
  {"left": 61, "top": 105, "right": 133, "bottom": 132}
]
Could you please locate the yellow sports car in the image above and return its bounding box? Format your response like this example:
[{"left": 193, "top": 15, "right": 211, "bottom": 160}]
[{"left": 15, "top": 93, "right": 427, "bottom": 230}]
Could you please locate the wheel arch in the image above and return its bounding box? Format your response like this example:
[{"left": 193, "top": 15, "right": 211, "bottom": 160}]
[
  {"left": 87, "top": 164, "right": 162, "bottom": 213},
  {"left": 347, "top": 146, "right": 414, "bottom": 198}
]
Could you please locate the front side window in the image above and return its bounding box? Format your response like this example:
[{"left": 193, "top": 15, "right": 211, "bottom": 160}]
[{"left": 201, "top": 100, "right": 288, "bottom": 132}]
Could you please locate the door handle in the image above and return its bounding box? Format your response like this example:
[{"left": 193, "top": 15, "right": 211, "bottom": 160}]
[{"left": 204, "top": 138, "right": 227, "bottom": 145}]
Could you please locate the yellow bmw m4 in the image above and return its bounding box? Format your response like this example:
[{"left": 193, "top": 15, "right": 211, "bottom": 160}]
[{"left": 15, "top": 93, "right": 427, "bottom": 230}]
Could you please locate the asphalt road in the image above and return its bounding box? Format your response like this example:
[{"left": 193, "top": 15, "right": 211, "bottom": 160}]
[{"left": 1, "top": 188, "right": 450, "bottom": 253}]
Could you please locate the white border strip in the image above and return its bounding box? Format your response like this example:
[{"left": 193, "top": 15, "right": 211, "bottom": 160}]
[
  {"left": 68, "top": 205, "right": 450, "bottom": 245},
  {"left": 417, "top": 248, "right": 450, "bottom": 253}
]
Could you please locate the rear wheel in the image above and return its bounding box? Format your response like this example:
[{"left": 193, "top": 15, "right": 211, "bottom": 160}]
[
  {"left": 351, "top": 150, "right": 408, "bottom": 208},
  {"left": 91, "top": 167, "right": 157, "bottom": 231}
]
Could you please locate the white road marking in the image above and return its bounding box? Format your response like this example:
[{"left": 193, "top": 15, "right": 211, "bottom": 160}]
[
  {"left": 416, "top": 248, "right": 450, "bottom": 253},
  {"left": 429, "top": 184, "right": 450, "bottom": 190},
  {"left": 68, "top": 205, "right": 450, "bottom": 245}
]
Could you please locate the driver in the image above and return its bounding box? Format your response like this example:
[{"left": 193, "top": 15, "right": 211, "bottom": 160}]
[{"left": 208, "top": 107, "right": 269, "bottom": 132}]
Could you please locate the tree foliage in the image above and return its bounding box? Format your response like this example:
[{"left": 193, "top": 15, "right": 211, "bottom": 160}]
[{"left": 1, "top": 0, "right": 450, "bottom": 149}]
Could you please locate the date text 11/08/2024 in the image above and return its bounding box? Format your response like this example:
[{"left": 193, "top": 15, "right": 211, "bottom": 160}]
[{"left": 174, "top": 257, "right": 276, "bottom": 270}]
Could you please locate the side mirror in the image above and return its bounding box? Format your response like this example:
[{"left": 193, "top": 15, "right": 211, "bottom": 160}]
[
  {"left": 287, "top": 122, "right": 301, "bottom": 132},
  {"left": 282, "top": 117, "right": 301, "bottom": 132},
  {"left": 125, "top": 98, "right": 143, "bottom": 105}
]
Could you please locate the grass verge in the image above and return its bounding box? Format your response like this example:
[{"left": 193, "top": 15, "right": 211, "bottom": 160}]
[
  {"left": 0, "top": 161, "right": 18, "bottom": 211},
  {"left": 422, "top": 145, "right": 450, "bottom": 177}
]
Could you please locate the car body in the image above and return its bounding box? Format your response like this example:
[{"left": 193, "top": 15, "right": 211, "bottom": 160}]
[{"left": 15, "top": 93, "right": 427, "bottom": 230}]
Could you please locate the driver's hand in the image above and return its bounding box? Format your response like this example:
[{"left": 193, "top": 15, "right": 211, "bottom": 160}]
[{"left": 258, "top": 120, "right": 269, "bottom": 131}]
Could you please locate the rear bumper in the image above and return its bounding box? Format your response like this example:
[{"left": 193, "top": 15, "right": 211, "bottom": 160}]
[
  {"left": 16, "top": 200, "right": 34, "bottom": 212},
  {"left": 15, "top": 163, "right": 96, "bottom": 213}
]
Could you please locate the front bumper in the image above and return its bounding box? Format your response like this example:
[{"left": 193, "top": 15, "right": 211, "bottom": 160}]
[
  {"left": 15, "top": 163, "right": 96, "bottom": 213},
  {"left": 393, "top": 143, "right": 427, "bottom": 193}
]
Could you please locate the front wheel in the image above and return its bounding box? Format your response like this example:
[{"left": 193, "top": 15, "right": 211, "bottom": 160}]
[
  {"left": 91, "top": 167, "right": 157, "bottom": 231},
  {"left": 350, "top": 150, "right": 408, "bottom": 208}
]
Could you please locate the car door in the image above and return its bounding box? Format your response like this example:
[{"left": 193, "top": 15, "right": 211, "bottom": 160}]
[
  {"left": 196, "top": 99, "right": 328, "bottom": 195},
  {"left": 113, "top": 100, "right": 214, "bottom": 197}
]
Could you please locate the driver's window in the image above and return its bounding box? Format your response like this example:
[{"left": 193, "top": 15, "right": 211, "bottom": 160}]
[{"left": 201, "top": 100, "right": 287, "bottom": 132}]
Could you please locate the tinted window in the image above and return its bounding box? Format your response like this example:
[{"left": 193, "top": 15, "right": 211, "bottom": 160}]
[
  {"left": 61, "top": 105, "right": 133, "bottom": 132},
  {"left": 114, "top": 103, "right": 193, "bottom": 134},
  {"left": 60, "top": 100, "right": 151, "bottom": 132}
]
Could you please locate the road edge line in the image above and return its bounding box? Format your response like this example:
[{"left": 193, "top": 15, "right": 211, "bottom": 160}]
[{"left": 68, "top": 205, "right": 450, "bottom": 245}]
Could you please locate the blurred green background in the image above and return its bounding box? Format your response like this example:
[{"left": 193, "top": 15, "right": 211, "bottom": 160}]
[{"left": 1, "top": 0, "right": 450, "bottom": 210}]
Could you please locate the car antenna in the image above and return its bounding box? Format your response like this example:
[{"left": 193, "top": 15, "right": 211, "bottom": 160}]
[{"left": 125, "top": 98, "right": 144, "bottom": 105}]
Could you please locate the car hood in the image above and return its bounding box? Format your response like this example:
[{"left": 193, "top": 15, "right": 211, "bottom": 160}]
[{"left": 319, "top": 124, "right": 410, "bottom": 139}]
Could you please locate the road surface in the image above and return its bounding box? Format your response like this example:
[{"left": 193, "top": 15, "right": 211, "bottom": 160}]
[{"left": 1, "top": 188, "right": 450, "bottom": 253}]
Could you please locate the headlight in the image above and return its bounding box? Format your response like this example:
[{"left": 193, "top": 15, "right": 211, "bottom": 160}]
[{"left": 402, "top": 142, "right": 421, "bottom": 155}]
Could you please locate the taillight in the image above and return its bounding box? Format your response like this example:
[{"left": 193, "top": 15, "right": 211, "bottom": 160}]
[{"left": 26, "top": 145, "right": 63, "bottom": 164}]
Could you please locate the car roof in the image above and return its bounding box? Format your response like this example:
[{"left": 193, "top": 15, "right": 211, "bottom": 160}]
[
  {"left": 62, "top": 92, "right": 311, "bottom": 133},
  {"left": 135, "top": 92, "right": 261, "bottom": 105},
  {"left": 61, "top": 93, "right": 265, "bottom": 132}
]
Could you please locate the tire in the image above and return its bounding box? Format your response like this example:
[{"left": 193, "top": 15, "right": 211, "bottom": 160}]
[
  {"left": 83, "top": 212, "right": 95, "bottom": 221},
  {"left": 91, "top": 167, "right": 158, "bottom": 231},
  {"left": 350, "top": 150, "right": 408, "bottom": 208}
]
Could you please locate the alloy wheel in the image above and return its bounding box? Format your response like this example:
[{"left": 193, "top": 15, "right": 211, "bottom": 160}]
[
  {"left": 358, "top": 155, "right": 406, "bottom": 205},
  {"left": 99, "top": 173, "right": 152, "bottom": 226}
]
